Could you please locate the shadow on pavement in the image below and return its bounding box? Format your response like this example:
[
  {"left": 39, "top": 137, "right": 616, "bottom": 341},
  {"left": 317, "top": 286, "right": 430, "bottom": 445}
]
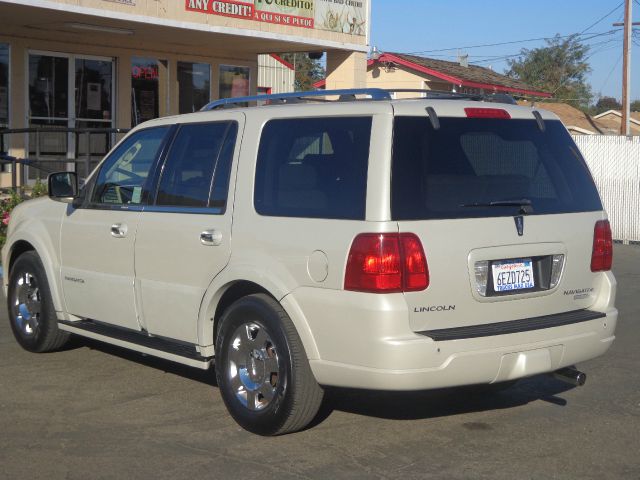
[
  {"left": 70, "top": 336, "right": 218, "bottom": 387},
  {"left": 318, "top": 376, "right": 573, "bottom": 423},
  {"left": 68, "top": 334, "right": 575, "bottom": 426}
]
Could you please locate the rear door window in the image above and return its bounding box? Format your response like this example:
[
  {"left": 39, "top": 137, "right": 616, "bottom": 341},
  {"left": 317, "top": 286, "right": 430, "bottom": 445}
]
[
  {"left": 155, "top": 121, "right": 237, "bottom": 210},
  {"left": 391, "top": 117, "right": 602, "bottom": 220},
  {"left": 255, "top": 117, "right": 372, "bottom": 220}
]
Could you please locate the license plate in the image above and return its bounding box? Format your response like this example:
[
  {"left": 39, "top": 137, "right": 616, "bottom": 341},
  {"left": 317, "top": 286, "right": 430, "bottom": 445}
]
[{"left": 492, "top": 259, "right": 535, "bottom": 292}]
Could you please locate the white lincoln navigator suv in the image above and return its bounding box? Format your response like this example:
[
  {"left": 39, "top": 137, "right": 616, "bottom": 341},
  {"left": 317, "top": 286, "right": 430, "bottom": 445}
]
[{"left": 2, "top": 89, "right": 617, "bottom": 435}]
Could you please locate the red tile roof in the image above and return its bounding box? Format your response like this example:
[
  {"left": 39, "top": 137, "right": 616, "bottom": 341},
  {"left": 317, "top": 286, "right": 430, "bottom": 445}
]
[{"left": 372, "top": 53, "right": 551, "bottom": 98}]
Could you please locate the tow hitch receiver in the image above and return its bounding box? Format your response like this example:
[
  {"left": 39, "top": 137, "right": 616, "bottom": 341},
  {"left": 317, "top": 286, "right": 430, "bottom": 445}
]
[{"left": 552, "top": 367, "right": 587, "bottom": 387}]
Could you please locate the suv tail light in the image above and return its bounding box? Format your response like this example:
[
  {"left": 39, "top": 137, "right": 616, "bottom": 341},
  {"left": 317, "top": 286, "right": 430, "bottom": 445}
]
[
  {"left": 345, "top": 233, "right": 429, "bottom": 293},
  {"left": 591, "top": 220, "right": 613, "bottom": 272}
]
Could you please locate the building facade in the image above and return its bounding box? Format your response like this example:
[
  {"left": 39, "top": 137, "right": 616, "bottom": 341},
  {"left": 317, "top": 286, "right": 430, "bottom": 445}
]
[
  {"left": 316, "top": 52, "right": 550, "bottom": 99},
  {"left": 0, "top": 0, "right": 370, "bottom": 185},
  {"left": 257, "top": 54, "right": 294, "bottom": 94},
  {"left": 593, "top": 110, "right": 640, "bottom": 135}
]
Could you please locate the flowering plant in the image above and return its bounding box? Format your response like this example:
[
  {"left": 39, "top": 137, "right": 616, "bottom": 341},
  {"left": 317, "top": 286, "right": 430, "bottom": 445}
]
[
  {"left": 0, "top": 189, "right": 24, "bottom": 249},
  {"left": 0, "top": 179, "right": 48, "bottom": 251}
]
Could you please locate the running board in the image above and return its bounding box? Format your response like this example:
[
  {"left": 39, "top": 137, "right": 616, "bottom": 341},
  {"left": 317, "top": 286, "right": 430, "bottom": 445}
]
[{"left": 58, "top": 320, "right": 212, "bottom": 370}]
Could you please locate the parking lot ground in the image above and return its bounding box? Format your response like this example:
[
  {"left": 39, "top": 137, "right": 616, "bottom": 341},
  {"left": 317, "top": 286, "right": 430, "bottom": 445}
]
[{"left": 0, "top": 245, "right": 639, "bottom": 480}]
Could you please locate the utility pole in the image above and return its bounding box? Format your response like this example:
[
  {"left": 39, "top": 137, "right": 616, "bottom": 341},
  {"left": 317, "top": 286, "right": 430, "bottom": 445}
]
[{"left": 615, "top": 0, "right": 637, "bottom": 135}]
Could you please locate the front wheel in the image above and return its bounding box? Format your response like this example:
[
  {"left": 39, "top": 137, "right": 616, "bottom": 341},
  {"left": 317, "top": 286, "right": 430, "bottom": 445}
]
[
  {"left": 7, "top": 251, "right": 69, "bottom": 353},
  {"left": 215, "top": 294, "right": 324, "bottom": 435}
]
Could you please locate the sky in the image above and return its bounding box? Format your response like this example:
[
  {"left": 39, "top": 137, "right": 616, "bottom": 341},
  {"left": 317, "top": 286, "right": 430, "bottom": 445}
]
[{"left": 370, "top": 0, "right": 640, "bottom": 103}]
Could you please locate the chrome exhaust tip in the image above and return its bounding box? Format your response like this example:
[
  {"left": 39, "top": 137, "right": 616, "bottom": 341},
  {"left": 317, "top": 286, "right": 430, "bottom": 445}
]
[{"left": 552, "top": 367, "right": 587, "bottom": 387}]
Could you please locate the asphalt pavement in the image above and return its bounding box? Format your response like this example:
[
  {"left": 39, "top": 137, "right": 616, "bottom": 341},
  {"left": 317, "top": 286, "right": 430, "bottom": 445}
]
[{"left": 0, "top": 245, "right": 639, "bottom": 479}]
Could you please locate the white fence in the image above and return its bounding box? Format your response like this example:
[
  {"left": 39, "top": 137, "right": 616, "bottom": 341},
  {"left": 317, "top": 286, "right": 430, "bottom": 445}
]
[{"left": 573, "top": 135, "right": 640, "bottom": 243}]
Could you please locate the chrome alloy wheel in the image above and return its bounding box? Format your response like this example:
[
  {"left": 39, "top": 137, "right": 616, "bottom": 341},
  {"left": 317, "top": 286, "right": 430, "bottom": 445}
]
[
  {"left": 13, "top": 272, "right": 41, "bottom": 337},
  {"left": 227, "top": 322, "right": 282, "bottom": 411}
]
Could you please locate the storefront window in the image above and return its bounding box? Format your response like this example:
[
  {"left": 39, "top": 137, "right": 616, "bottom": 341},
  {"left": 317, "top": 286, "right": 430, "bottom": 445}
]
[
  {"left": 0, "top": 44, "right": 8, "bottom": 128},
  {"left": 29, "top": 54, "right": 69, "bottom": 121},
  {"left": 76, "top": 58, "right": 112, "bottom": 122},
  {"left": 132, "top": 57, "right": 167, "bottom": 126},
  {"left": 178, "top": 62, "right": 210, "bottom": 113},
  {"left": 75, "top": 58, "right": 114, "bottom": 172},
  {"left": 28, "top": 53, "right": 69, "bottom": 171},
  {"left": 219, "top": 65, "right": 250, "bottom": 100}
]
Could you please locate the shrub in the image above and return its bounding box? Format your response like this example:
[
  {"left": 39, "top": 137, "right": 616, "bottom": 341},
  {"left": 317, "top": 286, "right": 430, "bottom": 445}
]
[{"left": 0, "top": 179, "right": 49, "bottom": 251}]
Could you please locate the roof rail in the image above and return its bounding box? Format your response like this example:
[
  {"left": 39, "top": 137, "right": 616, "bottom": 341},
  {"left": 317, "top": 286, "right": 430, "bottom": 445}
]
[
  {"left": 200, "top": 88, "right": 392, "bottom": 111},
  {"left": 386, "top": 89, "right": 517, "bottom": 104},
  {"left": 199, "top": 88, "right": 518, "bottom": 111},
  {"left": 389, "top": 89, "right": 483, "bottom": 100}
]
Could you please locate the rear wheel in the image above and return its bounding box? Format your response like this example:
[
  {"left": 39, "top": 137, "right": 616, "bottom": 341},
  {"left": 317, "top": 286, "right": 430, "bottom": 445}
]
[
  {"left": 215, "top": 294, "right": 324, "bottom": 435},
  {"left": 7, "top": 251, "right": 69, "bottom": 353}
]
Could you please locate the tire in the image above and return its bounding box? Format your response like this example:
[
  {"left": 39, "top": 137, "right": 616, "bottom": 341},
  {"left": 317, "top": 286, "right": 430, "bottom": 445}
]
[
  {"left": 215, "top": 293, "right": 324, "bottom": 436},
  {"left": 7, "top": 251, "right": 69, "bottom": 353}
]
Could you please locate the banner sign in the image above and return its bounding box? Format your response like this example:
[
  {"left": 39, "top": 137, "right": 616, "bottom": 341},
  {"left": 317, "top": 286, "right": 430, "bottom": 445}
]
[
  {"left": 315, "top": 0, "right": 366, "bottom": 36},
  {"left": 185, "top": 0, "right": 366, "bottom": 35},
  {"left": 255, "top": 0, "right": 314, "bottom": 29},
  {"left": 186, "top": 1, "right": 254, "bottom": 20}
]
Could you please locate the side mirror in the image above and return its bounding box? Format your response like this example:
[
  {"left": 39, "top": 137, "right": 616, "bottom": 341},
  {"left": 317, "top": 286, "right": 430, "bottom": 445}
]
[{"left": 48, "top": 172, "right": 78, "bottom": 203}]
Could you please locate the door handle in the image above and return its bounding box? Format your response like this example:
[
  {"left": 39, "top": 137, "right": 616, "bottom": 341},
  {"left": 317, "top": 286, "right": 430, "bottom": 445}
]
[
  {"left": 200, "top": 229, "right": 223, "bottom": 246},
  {"left": 111, "top": 223, "right": 128, "bottom": 238}
]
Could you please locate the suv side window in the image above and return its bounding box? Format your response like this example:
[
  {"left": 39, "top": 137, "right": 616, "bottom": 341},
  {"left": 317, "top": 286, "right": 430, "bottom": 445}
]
[
  {"left": 92, "top": 126, "right": 170, "bottom": 205},
  {"left": 155, "top": 122, "right": 237, "bottom": 209},
  {"left": 254, "top": 117, "right": 372, "bottom": 220}
]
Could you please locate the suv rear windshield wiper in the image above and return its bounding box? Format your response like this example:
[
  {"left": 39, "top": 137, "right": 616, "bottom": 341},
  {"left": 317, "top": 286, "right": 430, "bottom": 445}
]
[{"left": 460, "top": 198, "right": 534, "bottom": 214}]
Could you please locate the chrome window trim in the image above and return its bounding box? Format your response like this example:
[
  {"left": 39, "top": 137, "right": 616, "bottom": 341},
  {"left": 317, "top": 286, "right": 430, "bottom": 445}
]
[{"left": 142, "top": 205, "right": 224, "bottom": 215}]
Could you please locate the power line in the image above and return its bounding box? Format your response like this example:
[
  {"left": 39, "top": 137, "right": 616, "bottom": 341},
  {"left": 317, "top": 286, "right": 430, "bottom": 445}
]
[
  {"left": 404, "top": 30, "right": 616, "bottom": 56},
  {"left": 580, "top": 2, "right": 624, "bottom": 34},
  {"left": 467, "top": 31, "right": 620, "bottom": 66},
  {"left": 598, "top": 53, "right": 624, "bottom": 95}
]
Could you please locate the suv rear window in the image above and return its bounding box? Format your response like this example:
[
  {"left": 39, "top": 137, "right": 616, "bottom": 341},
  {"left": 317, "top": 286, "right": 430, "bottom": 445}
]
[
  {"left": 391, "top": 117, "right": 602, "bottom": 220},
  {"left": 255, "top": 117, "right": 372, "bottom": 220}
]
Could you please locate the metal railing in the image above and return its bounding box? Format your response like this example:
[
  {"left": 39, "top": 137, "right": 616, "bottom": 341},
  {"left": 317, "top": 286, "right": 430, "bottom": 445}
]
[{"left": 0, "top": 127, "right": 130, "bottom": 190}]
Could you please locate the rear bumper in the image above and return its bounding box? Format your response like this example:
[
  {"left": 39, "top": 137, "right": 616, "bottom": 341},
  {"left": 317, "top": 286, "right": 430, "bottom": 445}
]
[
  {"left": 287, "top": 288, "right": 617, "bottom": 391},
  {"left": 309, "top": 313, "right": 616, "bottom": 390}
]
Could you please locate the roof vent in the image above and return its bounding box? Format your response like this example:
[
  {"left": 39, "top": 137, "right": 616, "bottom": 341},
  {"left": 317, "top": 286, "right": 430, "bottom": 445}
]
[{"left": 458, "top": 53, "right": 469, "bottom": 68}]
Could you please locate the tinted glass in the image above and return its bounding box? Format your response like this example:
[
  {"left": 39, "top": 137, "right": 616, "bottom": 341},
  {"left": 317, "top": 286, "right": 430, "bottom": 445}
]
[
  {"left": 391, "top": 117, "right": 602, "bottom": 220},
  {"left": 219, "top": 65, "right": 250, "bottom": 100},
  {"left": 255, "top": 117, "right": 372, "bottom": 220},
  {"left": 92, "top": 127, "right": 169, "bottom": 205},
  {"left": 178, "top": 62, "right": 211, "bottom": 113},
  {"left": 29, "top": 54, "right": 68, "bottom": 119},
  {"left": 75, "top": 58, "right": 112, "bottom": 121},
  {"left": 131, "top": 57, "right": 167, "bottom": 126},
  {"left": 156, "top": 122, "right": 234, "bottom": 208}
]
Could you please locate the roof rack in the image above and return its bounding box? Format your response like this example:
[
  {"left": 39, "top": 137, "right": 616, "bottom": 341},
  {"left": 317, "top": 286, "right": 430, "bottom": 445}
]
[
  {"left": 200, "top": 88, "right": 392, "bottom": 111},
  {"left": 388, "top": 89, "right": 517, "bottom": 104},
  {"left": 199, "top": 88, "right": 517, "bottom": 111}
]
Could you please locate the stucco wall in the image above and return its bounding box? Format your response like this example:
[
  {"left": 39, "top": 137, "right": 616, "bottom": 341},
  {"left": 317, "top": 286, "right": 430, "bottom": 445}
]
[{"left": 366, "top": 64, "right": 454, "bottom": 97}]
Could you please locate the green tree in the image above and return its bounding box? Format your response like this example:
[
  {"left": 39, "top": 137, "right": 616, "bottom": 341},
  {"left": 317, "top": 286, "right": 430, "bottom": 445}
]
[
  {"left": 506, "top": 34, "right": 592, "bottom": 110},
  {"left": 280, "top": 53, "right": 325, "bottom": 91},
  {"left": 594, "top": 96, "right": 622, "bottom": 115},
  {"left": 631, "top": 100, "right": 640, "bottom": 112}
]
